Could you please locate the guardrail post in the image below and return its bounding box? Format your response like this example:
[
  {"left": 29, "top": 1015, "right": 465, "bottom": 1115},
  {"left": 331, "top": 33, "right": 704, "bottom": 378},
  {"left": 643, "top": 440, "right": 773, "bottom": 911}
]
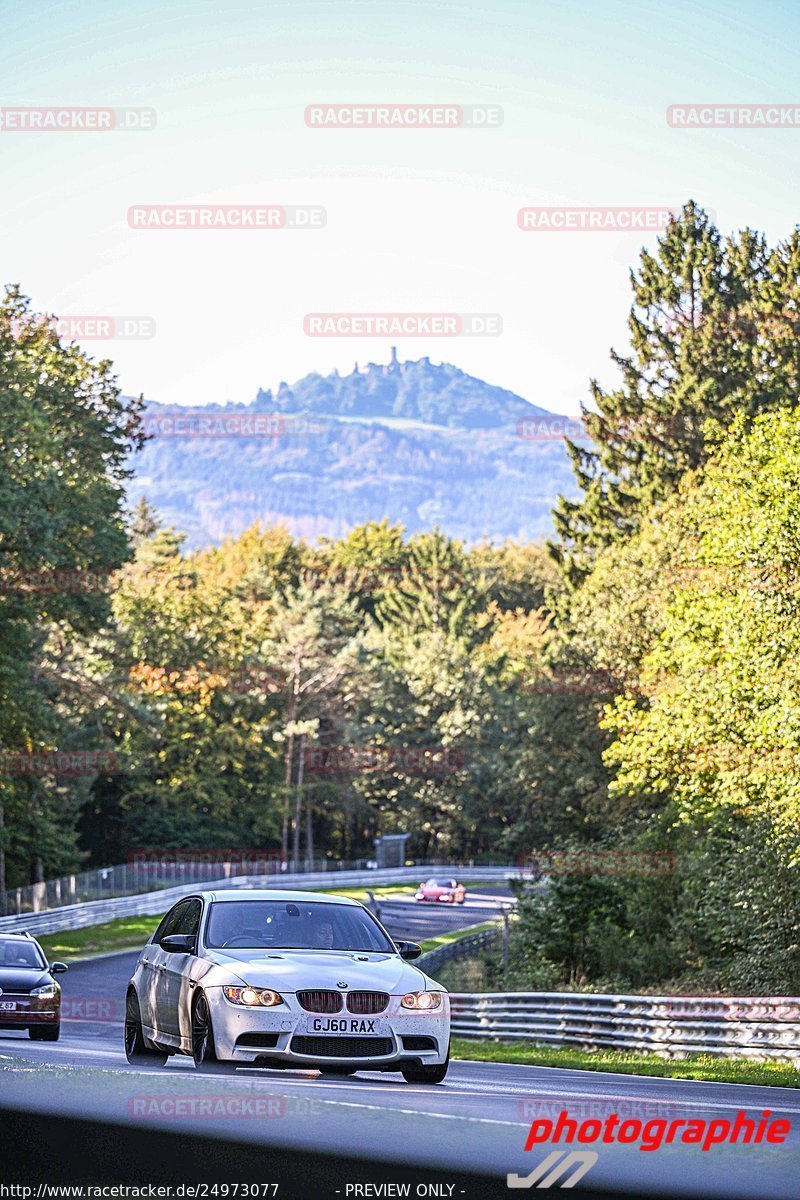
[{"left": 502, "top": 906, "right": 510, "bottom": 972}]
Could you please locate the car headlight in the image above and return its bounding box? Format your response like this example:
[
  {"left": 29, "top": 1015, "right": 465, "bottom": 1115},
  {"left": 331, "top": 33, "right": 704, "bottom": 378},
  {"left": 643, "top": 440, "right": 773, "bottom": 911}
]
[
  {"left": 223, "top": 986, "right": 283, "bottom": 1007},
  {"left": 31, "top": 983, "right": 57, "bottom": 997},
  {"left": 401, "top": 991, "right": 442, "bottom": 1011}
]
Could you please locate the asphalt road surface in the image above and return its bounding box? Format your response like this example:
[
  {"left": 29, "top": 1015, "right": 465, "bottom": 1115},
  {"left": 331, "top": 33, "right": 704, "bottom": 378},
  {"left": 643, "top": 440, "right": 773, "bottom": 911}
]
[
  {"left": 368, "top": 889, "right": 513, "bottom": 941},
  {"left": 2, "top": 943, "right": 799, "bottom": 1198}
]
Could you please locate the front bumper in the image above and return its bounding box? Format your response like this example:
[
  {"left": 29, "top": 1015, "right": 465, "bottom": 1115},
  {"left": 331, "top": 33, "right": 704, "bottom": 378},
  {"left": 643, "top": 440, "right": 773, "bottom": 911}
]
[
  {"left": 206, "top": 988, "right": 450, "bottom": 1067},
  {"left": 0, "top": 998, "right": 59, "bottom": 1027}
]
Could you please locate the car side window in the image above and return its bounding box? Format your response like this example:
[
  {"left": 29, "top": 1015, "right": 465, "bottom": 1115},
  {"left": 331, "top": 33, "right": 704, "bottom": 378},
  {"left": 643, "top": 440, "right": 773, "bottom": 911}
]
[
  {"left": 152, "top": 899, "right": 191, "bottom": 944},
  {"left": 173, "top": 898, "right": 202, "bottom": 937}
]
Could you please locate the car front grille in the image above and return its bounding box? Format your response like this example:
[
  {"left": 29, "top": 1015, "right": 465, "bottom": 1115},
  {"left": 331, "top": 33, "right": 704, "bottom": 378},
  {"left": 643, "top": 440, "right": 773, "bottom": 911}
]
[
  {"left": 291, "top": 1035, "right": 393, "bottom": 1058},
  {"left": 297, "top": 990, "right": 344, "bottom": 1013},
  {"left": 346, "top": 991, "right": 389, "bottom": 1015}
]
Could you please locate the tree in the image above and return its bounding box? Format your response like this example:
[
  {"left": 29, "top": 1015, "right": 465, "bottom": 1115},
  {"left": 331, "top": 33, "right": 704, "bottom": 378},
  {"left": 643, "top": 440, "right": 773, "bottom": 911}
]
[
  {"left": 257, "top": 584, "right": 364, "bottom": 865},
  {"left": 129, "top": 497, "right": 161, "bottom": 546},
  {"left": 551, "top": 202, "right": 770, "bottom": 583},
  {"left": 375, "top": 527, "right": 487, "bottom": 639},
  {"left": 0, "top": 285, "right": 141, "bottom": 889}
]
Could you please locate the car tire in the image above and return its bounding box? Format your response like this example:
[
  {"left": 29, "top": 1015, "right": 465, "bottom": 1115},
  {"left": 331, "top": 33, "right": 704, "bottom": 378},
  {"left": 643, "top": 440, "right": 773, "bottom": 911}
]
[
  {"left": 192, "top": 992, "right": 230, "bottom": 1072},
  {"left": 401, "top": 1050, "right": 450, "bottom": 1084},
  {"left": 29, "top": 1024, "right": 60, "bottom": 1041},
  {"left": 125, "top": 991, "right": 168, "bottom": 1066}
]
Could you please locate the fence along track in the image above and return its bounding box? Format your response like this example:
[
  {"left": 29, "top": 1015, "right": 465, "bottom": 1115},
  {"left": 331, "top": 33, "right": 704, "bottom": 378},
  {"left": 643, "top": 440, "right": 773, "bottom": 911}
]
[{"left": 449, "top": 990, "right": 800, "bottom": 1062}]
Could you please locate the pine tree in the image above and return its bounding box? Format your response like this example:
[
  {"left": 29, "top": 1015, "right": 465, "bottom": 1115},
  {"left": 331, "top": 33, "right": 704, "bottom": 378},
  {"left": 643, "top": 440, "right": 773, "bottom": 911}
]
[
  {"left": 551, "top": 201, "right": 771, "bottom": 584},
  {"left": 129, "top": 497, "right": 161, "bottom": 546}
]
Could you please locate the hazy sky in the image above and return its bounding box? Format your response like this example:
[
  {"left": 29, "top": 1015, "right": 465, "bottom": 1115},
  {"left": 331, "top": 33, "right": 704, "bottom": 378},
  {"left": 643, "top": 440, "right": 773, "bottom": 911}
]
[{"left": 2, "top": 0, "right": 799, "bottom": 414}]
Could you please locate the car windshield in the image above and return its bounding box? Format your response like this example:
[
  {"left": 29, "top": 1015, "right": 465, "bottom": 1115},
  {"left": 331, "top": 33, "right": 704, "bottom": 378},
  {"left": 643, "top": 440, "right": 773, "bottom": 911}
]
[
  {"left": 204, "top": 900, "right": 395, "bottom": 953},
  {"left": 0, "top": 938, "right": 46, "bottom": 969},
  {"left": 427, "top": 880, "right": 456, "bottom": 888}
]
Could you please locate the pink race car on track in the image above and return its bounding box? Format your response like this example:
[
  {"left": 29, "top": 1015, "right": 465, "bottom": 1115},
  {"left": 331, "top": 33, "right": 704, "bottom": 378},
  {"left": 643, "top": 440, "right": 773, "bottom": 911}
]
[{"left": 414, "top": 879, "right": 466, "bottom": 904}]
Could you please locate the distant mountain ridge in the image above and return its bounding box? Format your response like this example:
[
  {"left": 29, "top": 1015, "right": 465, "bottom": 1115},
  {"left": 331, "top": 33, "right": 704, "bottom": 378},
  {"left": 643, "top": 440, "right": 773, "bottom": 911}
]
[
  {"left": 255, "top": 348, "right": 553, "bottom": 429},
  {"left": 127, "top": 352, "right": 580, "bottom": 548}
]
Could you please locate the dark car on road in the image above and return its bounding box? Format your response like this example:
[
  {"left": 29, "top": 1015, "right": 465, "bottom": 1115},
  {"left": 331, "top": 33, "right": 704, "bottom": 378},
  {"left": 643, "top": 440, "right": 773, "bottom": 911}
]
[{"left": 0, "top": 932, "right": 68, "bottom": 1040}]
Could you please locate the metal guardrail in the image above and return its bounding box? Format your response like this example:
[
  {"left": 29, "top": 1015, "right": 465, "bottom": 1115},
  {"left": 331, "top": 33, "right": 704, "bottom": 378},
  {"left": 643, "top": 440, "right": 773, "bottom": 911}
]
[
  {"left": 449, "top": 991, "right": 800, "bottom": 1062},
  {"left": 1, "top": 856, "right": 520, "bottom": 917},
  {"left": 418, "top": 927, "right": 502, "bottom": 975},
  {"left": 0, "top": 866, "right": 520, "bottom": 936}
]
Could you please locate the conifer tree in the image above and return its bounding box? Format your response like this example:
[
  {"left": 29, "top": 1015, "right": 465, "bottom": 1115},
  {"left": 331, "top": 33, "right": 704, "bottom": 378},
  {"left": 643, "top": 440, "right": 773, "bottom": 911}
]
[{"left": 551, "top": 201, "right": 770, "bottom": 583}]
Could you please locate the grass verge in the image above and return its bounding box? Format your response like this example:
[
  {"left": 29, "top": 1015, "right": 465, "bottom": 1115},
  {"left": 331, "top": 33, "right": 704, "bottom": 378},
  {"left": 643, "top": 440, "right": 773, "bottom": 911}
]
[
  {"left": 37, "top": 915, "right": 162, "bottom": 960},
  {"left": 419, "top": 920, "right": 499, "bottom": 954},
  {"left": 450, "top": 1038, "right": 800, "bottom": 1087}
]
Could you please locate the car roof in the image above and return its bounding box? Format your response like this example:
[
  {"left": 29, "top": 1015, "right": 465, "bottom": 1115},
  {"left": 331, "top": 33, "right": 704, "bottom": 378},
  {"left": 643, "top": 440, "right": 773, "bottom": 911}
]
[
  {"left": 197, "top": 889, "right": 362, "bottom": 906},
  {"left": 0, "top": 931, "right": 36, "bottom": 940}
]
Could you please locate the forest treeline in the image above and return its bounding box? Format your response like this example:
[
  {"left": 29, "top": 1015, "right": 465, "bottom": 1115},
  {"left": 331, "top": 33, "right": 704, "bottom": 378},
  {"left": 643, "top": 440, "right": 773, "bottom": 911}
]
[{"left": 3, "top": 200, "right": 800, "bottom": 991}]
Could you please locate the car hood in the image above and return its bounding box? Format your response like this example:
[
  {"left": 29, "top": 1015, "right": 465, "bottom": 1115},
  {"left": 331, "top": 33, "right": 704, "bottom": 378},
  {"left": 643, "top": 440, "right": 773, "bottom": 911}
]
[
  {"left": 0, "top": 968, "right": 51, "bottom": 992},
  {"left": 200, "top": 949, "right": 431, "bottom": 993}
]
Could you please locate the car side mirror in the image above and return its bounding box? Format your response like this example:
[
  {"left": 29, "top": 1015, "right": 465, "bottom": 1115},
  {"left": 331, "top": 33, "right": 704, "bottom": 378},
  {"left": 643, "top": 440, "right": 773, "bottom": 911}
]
[
  {"left": 397, "top": 940, "right": 422, "bottom": 961},
  {"left": 160, "top": 934, "right": 196, "bottom": 954},
  {"left": 50, "top": 962, "right": 68, "bottom": 974}
]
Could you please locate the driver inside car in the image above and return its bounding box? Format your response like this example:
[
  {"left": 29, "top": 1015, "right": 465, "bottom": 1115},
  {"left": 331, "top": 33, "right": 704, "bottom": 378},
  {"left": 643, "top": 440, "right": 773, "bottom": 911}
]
[
  {"left": 310, "top": 918, "right": 335, "bottom": 949},
  {"left": 0, "top": 940, "right": 39, "bottom": 967}
]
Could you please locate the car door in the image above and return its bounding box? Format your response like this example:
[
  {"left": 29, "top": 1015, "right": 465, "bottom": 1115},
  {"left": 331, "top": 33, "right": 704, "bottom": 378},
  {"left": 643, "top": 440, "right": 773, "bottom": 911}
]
[
  {"left": 138, "top": 901, "right": 187, "bottom": 1034},
  {"left": 148, "top": 899, "right": 193, "bottom": 1039},
  {"left": 158, "top": 898, "right": 203, "bottom": 1040}
]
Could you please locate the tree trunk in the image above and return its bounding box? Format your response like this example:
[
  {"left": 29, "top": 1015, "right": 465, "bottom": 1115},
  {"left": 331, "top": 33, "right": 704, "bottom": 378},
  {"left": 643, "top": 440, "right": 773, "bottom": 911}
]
[
  {"left": 292, "top": 733, "right": 305, "bottom": 869},
  {"left": 281, "top": 731, "right": 294, "bottom": 864},
  {"left": 305, "top": 787, "right": 314, "bottom": 869}
]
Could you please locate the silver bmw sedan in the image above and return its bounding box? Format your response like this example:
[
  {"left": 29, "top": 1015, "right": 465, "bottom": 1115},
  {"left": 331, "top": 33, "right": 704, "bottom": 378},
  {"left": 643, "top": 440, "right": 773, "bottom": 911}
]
[{"left": 125, "top": 889, "right": 450, "bottom": 1082}]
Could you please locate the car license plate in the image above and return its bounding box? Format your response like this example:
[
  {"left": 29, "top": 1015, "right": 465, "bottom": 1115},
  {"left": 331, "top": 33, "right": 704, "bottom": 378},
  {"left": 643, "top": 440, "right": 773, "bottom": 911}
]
[
  {"left": 306, "top": 1017, "right": 388, "bottom": 1036},
  {"left": 0, "top": 1001, "right": 17, "bottom": 1011}
]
